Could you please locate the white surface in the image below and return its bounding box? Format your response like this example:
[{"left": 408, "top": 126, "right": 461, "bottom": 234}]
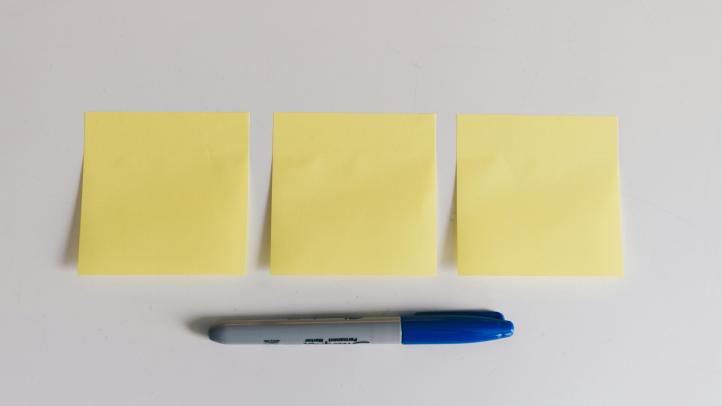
[{"left": 1, "top": 1, "right": 721, "bottom": 405}]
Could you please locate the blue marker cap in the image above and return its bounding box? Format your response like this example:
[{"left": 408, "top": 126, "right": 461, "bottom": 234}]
[{"left": 400, "top": 311, "right": 515, "bottom": 344}]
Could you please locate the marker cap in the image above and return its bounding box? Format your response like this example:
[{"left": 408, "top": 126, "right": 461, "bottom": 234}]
[{"left": 400, "top": 311, "right": 514, "bottom": 344}]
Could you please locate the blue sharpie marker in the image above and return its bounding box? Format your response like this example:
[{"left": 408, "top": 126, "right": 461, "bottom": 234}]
[{"left": 208, "top": 311, "right": 514, "bottom": 345}]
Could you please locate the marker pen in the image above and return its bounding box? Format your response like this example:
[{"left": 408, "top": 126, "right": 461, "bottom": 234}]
[{"left": 208, "top": 311, "right": 514, "bottom": 345}]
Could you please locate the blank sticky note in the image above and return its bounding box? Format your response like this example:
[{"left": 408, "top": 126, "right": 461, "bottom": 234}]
[
  {"left": 79, "top": 112, "right": 249, "bottom": 275},
  {"left": 271, "top": 113, "right": 436, "bottom": 276},
  {"left": 457, "top": 115, "right": 622, "bottom": 276}
]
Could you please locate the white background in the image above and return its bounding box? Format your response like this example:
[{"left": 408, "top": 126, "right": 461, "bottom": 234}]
[{"left": 1, "top": 1, "right": 721, "bottom": 405}]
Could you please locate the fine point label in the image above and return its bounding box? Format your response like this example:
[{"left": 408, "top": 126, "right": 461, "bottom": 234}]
[{"left": 299, "top": 337, "right": 370, "bottom": 344}]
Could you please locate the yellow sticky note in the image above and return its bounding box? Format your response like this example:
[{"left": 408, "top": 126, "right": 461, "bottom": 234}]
[
  {"left": 79, "top": 112, "right": 249, "bottom": 275},
  {"left": 271, "top": 113, "right": 436, "bottom": 276},
  {"left": 457, "top": 115, "right": 622, "bottom": 276}
]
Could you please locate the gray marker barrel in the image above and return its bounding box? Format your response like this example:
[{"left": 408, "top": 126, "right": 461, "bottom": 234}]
[{"left": 209, "top": 316, "right": 401, "bottom": 345}]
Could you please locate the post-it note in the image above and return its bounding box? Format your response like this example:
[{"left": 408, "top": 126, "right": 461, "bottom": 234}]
[
  {"left": 79, "top": 112, "right": 249, "bottom": 275},
  {"left": 457, "top": 115, "right": 622, "bottom": 276},
  {"left": 271, "top": 113, "right": 437, "bottom": 276}
]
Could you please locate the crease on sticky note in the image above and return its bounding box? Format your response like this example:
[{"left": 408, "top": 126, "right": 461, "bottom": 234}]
[
  {"left": 78, "top": 112, "right": 249, "bottom": 275},
  {"left": 270, "top": 113, "right": 437, "bottom": 276},
  {"left": 456, "top": 115, "right": 622, "bottom": 276}
]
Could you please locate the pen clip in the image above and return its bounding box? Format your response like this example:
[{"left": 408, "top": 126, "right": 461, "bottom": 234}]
[{"left": 413, "top": 310, "right": 505, "bottom": 320}]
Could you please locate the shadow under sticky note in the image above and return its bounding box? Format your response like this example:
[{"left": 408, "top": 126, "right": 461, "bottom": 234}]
[
  {"left": 271, "top": 113, "right": 437, "bottom": 276},
  {"left": 456, "top": 115, "right": 623, "bottom": 276},
  {"left": 78, "top": 112, "right": 249, "bottom": 275}
]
